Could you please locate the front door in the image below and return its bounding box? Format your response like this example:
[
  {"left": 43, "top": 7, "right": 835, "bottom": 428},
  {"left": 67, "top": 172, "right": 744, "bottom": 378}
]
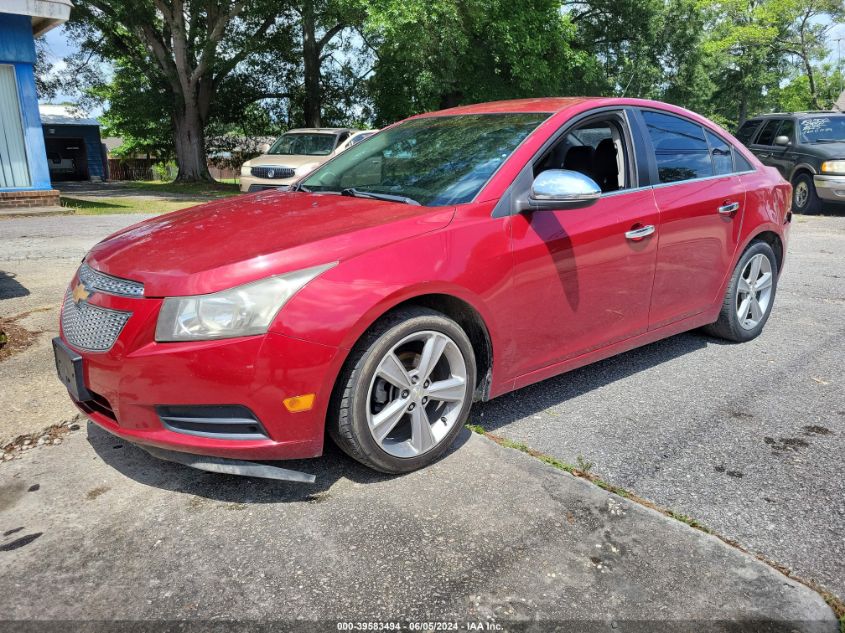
[{"left": 506, "top": 113, "right": 659, "bottom": 379}]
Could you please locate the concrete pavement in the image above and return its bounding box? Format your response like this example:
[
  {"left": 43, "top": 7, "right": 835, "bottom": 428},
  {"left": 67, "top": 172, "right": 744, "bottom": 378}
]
[
  {"left": 474, "top": 214, "right": 845, "bottom": 602},
  {"left": 0, "top": 425, "right": 836, "bottom": 628}
]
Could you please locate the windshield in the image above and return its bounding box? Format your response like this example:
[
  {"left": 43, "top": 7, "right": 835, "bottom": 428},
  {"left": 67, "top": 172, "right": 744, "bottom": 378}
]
[
  {"left": 268, "top": 133, "right": 338, "bottom": 156},
  {"left": 798, "top": 116, "right": 845, "bottom": 144},
  {"left": 300, "top": 114, "right": 549, "bottom": 206}
]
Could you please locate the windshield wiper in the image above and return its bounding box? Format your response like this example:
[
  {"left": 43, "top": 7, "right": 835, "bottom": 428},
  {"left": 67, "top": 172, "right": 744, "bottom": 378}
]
[
  {"left": 812, "top": 138, "right": 843, "bottom": 144},
  {"left": 341, "top": 188, "right": 421, "bottom": 206}
]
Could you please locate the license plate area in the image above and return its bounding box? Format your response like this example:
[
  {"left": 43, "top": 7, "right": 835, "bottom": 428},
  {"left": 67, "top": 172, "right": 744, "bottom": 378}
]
[{"left": 52, "top": 337, "right": 91, "bottom": 402}]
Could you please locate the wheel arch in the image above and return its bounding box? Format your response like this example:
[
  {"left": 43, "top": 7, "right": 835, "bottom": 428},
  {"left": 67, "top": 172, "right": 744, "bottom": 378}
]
[
  {"left": 334, "top": 291, "right": 496, "bottom": 403},
  {"left": 750, "top": 230, "right": 785, "bottom": 273},
  {"left": 789, "top": 163, "right": 816, "bottom": 182}
]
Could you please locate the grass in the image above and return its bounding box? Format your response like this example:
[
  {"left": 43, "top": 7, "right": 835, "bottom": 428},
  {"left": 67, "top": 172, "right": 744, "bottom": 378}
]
[
  {"left": 116, "top": 179, "right": 239, "bottom": 197},
  {"left": 465, "top": 423, "right": 845, "bottom": 622},
  {"left": 61, "top": 196, "right": 203, "bottom": 215}
]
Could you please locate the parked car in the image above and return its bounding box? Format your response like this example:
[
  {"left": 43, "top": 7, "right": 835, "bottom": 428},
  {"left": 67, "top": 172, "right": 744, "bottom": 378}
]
[
  {"left": 46, "top": 152, "right": 75, "bottom": 176},
  {"left": 54, "top": 98, "right": 791, "bottom": 478},
  {"left": 239, "top": 128, "right": 366, "bottom": 193},
  {"left": 735, "top": 112, "right": 845, "bottom": 213}
]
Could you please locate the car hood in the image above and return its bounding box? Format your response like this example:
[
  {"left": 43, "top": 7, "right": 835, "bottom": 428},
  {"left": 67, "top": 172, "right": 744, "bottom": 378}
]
[
  {"left": 805, "top": 142, "right": 845, "bottom": 159},
  {"left": 86, "top": 190, "right": 454, "bottom": 296},
  {"left": 245, "top": 153, "right": 330, "bottom": 169}
]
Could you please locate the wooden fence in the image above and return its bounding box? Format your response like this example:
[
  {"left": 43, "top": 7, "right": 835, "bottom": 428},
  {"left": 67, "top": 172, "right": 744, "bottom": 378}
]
[{"left": 107, "top": 159, "right": 240, "bottom": 183}]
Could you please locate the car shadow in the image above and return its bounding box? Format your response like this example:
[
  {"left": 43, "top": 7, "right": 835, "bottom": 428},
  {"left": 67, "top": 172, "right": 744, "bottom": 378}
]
[
  {"left": 0, "top": 271, "right": 30, "bottom": 300},
  {"left": 471, "top": 330, "right": 726, "bottom": 432},
  {"left": 86, "top": 420, "right": 473, "bottom": 504}
]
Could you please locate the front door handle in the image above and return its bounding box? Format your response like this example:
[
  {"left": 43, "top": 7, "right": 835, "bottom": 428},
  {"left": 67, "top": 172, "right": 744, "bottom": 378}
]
[
  {"left": 718, "top": 202, "right": 740, "bottom": 215},
  {"left": 625, "top": 225, "right": 655, "bottom": 240}
]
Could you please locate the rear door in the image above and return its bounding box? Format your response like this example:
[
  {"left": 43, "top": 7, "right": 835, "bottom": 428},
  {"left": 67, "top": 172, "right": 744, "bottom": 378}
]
[
  {"left": 637, "top": 109, "right": 747, "bottom": 330},
  {"left": 749, "top": 118, "right": 783, "bottom": 168}
]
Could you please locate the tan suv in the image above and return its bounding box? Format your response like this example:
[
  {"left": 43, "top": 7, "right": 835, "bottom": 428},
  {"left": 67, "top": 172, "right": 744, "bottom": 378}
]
[{"left": 239, "top": 128, "right": 375, "bottom": 193}]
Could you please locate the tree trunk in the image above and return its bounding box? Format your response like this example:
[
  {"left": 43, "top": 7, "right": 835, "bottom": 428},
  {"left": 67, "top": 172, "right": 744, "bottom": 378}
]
[
  {"left": 302, "top": 0, "right": 322, "bottom": 127},
  {"left": 172, "top": 100, "right": 212, "bottom": 182},
  {"left": 803, "top": 54, "right": 821, "bottom": 110},
  {"left": 738, "top": 94, "right": 748, "bottom": 127}
]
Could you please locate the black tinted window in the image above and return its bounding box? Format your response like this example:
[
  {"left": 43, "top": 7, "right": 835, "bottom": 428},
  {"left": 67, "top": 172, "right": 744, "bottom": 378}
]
[
  {"left": 755, "top": 119, "right": 781, "bottom": 146},
  {"left": 705, "top": 130, "right": 733, "bottom": 176},
  {"left": 643, "top": 110, "right": 712, "bottom": 183},
  {"left": 736, "top": 120, "right": 761, "bottom": 145},
  {"left": 777, "top": 119, "right": 795, "bottom": 142}
]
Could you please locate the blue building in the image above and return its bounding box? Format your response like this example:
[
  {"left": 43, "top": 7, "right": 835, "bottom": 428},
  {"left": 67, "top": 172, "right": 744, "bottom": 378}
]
[
  {"left": 40, "top": 104, "right": 107, "bottom": 182},
  {"left": 0, "top": 0, "right": 71, "bottom": 209}
]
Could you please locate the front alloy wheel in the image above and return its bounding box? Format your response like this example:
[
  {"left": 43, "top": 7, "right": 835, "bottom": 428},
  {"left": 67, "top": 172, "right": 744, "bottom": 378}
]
[{"left": 329, "top": 307, "right": 476, "bottom": 473}]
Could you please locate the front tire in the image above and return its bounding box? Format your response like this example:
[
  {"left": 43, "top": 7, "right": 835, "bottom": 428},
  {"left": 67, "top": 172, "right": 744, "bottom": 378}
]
[
  {"left": 792, "top": 172, "right": 821, "bottom": 214},
  {"left": 328, "top": 307, "right": 476, "bottom": 474},
  {"left": 704, "top": 241, "right": 778, "bottom": 343}
]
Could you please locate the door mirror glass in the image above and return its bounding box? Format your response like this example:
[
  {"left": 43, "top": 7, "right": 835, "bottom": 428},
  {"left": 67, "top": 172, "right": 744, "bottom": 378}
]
[
  {"left": 527, "top": 169, "right": 601, "bottom": 210},
  {"left": 774, "top": 135, "right": 791, "bottom": 146}
]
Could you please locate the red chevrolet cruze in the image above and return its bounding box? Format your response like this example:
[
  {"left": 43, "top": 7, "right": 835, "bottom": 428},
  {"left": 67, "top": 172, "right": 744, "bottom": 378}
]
[{"left": 54, "top": 98, "right": 791, "bottom": 476}]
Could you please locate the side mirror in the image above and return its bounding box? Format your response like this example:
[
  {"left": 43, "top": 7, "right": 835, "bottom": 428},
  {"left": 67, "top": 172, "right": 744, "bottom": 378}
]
[
  {"left": 523, "top": 169, "right": 602, "bottom": 211},
  {"left": 774, "top": 135, "right": 791, "bottom": 146}
]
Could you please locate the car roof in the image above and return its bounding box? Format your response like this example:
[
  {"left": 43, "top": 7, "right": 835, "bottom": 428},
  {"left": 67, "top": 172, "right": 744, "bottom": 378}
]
[
  {"left": 747, "top": 111, "right": 841, "bottom": 120},
  {"left": 286, "top": 128, "right": 357, "bottom": 134},
  {"left": 418, "top": 97, "right": 591, "bottom": 116}
]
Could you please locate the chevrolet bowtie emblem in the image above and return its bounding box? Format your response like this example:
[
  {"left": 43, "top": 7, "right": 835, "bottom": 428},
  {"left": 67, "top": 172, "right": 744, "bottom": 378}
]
[{"left": 72, "top": 282, "right": 92, "bottom": 304}]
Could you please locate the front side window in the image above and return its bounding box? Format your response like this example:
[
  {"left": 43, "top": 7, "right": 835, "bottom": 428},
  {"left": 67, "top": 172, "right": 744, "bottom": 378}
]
[
  {"left": 798, "top": 116, "right": 845, "bottom": 144},
  {"left": 642, "top": 110, "right": 711, "bottom": 183},
  {"left": 534, "top": 118, "right": 629, "bottom": 193},
  {"left": 755, "top": 119, "right": 782, "bottom": 146},
  {"left": 777, "top": 119, "right": 795, "bottom": 143},
  {"left": 268, "top": 133, "right": 338, "bottom": 156},
  {"left": 301, "top": 113, "right": 548, "bottom": 206}
]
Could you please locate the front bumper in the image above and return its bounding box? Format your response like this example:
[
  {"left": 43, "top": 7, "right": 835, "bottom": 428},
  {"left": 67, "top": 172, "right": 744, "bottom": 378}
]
[
  {"left": 813, "top": 174, "right": 845, "bottom": 202},
  {"left": 59, "top": 286, "right": 341, "bottom": 461},
  {"left": 239, "top": 174, "right": 297, "bottom": 193}
]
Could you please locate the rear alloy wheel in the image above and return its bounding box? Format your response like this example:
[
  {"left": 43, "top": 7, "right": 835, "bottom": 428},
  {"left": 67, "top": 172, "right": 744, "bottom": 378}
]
[
  {"left": 704, "top": 241, "right": 778, "bottom": 343},
  {"left": 329, "top": 307, "right": 476, "bottom": 473},
  {"left": 792, "top": 172, "right": 821, "bottom": 214}
]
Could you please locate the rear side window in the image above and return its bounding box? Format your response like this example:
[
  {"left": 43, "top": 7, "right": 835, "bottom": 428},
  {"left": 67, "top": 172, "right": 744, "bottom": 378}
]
[
  {"left": 736, "top": 120, "right": 761, "bottom": 145},
  {"left": 642, "top": 110, "right": 712, "bottom": 183},
  {"left": 755, "top": 119, "right": 781, "bottom": 146},
  {"left": 705, "top": 130, "right": 733, "bottom": 176}
]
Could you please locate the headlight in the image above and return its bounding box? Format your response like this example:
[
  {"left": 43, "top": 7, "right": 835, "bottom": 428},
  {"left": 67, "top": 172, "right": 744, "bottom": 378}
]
[
  {"left": 820, "top": 160, "right": 845, "bottom": 175},
  {"left": 155, "top": 263, "right": 336, "bottom": 342},
  {"left": 240, "top": 164, "right": 252, "bottom": 176},
  {"left": 295, "top": 162, "right": 320, "bottom": 177}
]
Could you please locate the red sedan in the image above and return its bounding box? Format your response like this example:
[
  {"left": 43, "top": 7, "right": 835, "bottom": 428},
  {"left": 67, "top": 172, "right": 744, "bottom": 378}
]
[{"left": 54, "top": 98, "right": 791, "bottom": 475}]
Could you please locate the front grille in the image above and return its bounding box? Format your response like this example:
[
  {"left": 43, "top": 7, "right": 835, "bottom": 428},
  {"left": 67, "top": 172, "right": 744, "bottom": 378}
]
[
  {"left": 251, "top": 165, "right": 295, "bottom": 179},
  {"left": 61, "top": 289, "right": 131, "bottom": 352},
  {"left": 78, "top": 263, "right": 144, "bottom": 297},
  {"left": 157, "top": 405, "right": 269, "bottom": 440}
]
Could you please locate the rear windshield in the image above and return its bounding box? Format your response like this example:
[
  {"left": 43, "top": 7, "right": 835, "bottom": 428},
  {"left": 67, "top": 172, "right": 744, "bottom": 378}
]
[{"left": 798, "top": 116, "right": 845, "bottom": 144}]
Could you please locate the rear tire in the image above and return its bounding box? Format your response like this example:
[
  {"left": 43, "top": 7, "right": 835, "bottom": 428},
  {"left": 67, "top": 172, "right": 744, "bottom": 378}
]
[
  {"left": 792, "top": 172, "right": 821, "bottom": 214},
  {"left": 328, "top": 307, "right": 476, "bottom": 474},
  {"left": 703, "top": 241, "right": 778, "bottom": 343}
]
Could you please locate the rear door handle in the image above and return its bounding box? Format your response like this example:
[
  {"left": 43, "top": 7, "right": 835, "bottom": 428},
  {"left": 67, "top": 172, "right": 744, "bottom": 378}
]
[
  {"left": 625, "top": 225, "right": 655, "bottom": 240},
  {"left": 718, "top": 202, "right": 740, "bottom": 215}
]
